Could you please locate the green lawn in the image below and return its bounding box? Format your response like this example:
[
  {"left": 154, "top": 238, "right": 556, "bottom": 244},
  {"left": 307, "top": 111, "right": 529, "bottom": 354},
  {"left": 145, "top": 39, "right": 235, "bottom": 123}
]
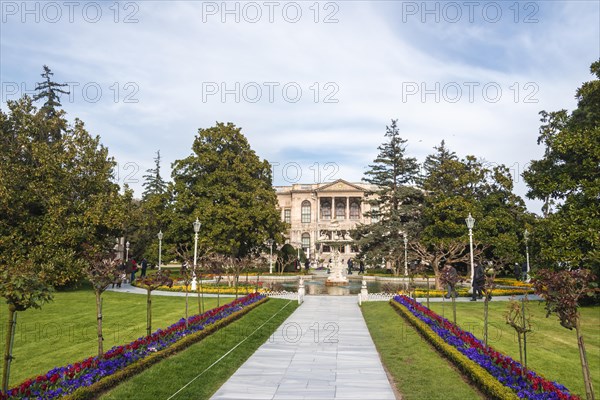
[
  {"left": 0, "top": 288, "right": 220, "bottom": 386},
  {"left": 101, "top": 298, "right": 298, "bottom": 400},
  {"left": 361, "top": 302, "right": 483, "bottom": 400},
  {"left": 428, "top": 300, "right": 600, "bottom": 398}
]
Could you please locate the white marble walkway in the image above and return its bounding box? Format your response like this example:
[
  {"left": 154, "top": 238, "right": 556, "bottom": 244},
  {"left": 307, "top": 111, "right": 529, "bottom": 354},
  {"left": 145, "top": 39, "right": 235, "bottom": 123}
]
[{"left": 210, "top": 296, "right": 396, "bottom": 400}]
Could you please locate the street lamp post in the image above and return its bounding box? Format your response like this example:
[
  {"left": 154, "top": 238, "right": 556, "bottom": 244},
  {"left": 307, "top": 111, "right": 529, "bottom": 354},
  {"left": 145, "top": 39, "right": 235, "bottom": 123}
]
[
  {"left": 125, "top": 241, "right": 130, "bottom": 262},
  {"left": 465, "top": 213, "right": 475, "bottom": 292},
  {"left": 524, "top": 229, "right": 530, "bottom": 283},
  {"left": 192, "top": 218, "right": 201, "bottom": 291},
  {"left": 267, "top": 239, "right": 274, "bottom": 274},
  {"left": 403, "top": 232, "right": 408, "bottom": 277},
  {"left": 157, "top": 231, "right": 163, "bottom": 271}
]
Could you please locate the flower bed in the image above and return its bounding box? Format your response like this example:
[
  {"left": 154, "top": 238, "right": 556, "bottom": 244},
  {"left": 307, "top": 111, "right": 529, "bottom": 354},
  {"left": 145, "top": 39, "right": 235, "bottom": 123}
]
[
  {"left": 132, "top": 282, "right": 266, "bottom": 295},
  {"left": 2, "top": 293, "right": 266, "bottom": 400},
  {"left": 391, "top": 295, "right": 578, "bottom": 400},
  {"left": 411, "top": 288, "right": 534, "bottom": 298}
]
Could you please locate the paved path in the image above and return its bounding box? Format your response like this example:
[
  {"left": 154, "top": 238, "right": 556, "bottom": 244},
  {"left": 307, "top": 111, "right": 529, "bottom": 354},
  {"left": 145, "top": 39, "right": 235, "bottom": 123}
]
[{"left": 210, "top": 296, "right": 396, "bottom": 400}]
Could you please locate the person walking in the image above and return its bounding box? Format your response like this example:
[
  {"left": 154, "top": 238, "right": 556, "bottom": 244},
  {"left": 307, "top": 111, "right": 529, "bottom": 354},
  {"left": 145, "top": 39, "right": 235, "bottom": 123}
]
[
  {"left": 304, "top": 259, "right": 310, "bottom": 273},
  {"left": 130, "top": 258, "right": 138, "bottom": 284},
  {"left": 471, "top": 263, "right": 485, "bottom": 301},
  {"left": 513, "top": 262, "right": 521, "bottom": 281},
  {"left": 359, "top": 260, "right": 365, "bottom": 275},
  {"left": 442, "top": 262, "right": 458, "bottom": 299},
  {"left": 347, "top": 258, "right": 353, "bottom": 275},
  {"left": 141, "top": 258, "right": 148, "bottom": 278}
]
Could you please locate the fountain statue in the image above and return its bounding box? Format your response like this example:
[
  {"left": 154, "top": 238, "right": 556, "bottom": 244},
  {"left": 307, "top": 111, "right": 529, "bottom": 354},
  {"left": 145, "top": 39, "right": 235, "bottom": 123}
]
[{"left": 318, "top": 220, "right": 352, "bottom": 286}]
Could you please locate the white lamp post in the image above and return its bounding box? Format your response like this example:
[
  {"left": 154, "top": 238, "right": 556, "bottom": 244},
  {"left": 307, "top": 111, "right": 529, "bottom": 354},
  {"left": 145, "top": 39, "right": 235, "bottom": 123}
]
[
  {"left": 157, "top": 230, "right": 163, "bottom": 271},
  {"left": 465, "top": 213, "right": 475, "bottom": 292},
  {"left": 267, "top": 239, "right": 274, "bottom": 274},
  {"left": 524, "top": 228, "right": 530, "bottom": 282},
  {"left": 192, "top": 218, "right": 201, "bottom": 291},
  {"left": 403, "top": 232, "right": 408, "bottom": 277},
  {"left": 125, "top": 241, "right": 130, "bottom": 262}
]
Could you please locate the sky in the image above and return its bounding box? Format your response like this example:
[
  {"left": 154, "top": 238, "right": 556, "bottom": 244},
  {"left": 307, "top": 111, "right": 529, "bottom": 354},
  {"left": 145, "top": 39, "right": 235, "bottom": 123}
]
[{"left": 1, "top": 0, "right": 599, "bottom": 215}]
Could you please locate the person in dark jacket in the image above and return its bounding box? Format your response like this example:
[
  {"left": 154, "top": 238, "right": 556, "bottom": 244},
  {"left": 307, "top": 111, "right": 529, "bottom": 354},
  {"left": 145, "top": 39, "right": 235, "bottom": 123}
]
[
  {"left": 471, "top": 263, "right": 485, "bottom": 301},
  {"left": 141, "top": 258, "right": 148, "bottom": 278}
]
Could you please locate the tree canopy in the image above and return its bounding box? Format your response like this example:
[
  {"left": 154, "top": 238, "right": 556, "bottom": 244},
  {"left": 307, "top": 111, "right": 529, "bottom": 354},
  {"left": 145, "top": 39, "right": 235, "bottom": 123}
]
[
  {"left": 523, "top": 61, "right": 600, "bottom": 275},
  {"left": 168, "top": 122, "right": 285, "bottom": 258}
]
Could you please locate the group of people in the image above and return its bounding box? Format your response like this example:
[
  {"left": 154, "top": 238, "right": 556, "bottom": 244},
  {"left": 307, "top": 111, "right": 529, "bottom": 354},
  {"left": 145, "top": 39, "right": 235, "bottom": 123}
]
[
  {"left": 346, "top": 258, "right": 366, "bottom": 275},
  {"left": 440, "top": 261, "right": 489, "bottom": 301},
  {"left": 111, "top": 258, "right": 148, "bottom": 288}
]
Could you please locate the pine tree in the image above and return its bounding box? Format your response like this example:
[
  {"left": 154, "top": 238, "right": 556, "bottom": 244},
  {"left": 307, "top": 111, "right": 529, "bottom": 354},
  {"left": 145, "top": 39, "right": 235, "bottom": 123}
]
[
  {"left": 356, "top": 120, "right": 424, "bottom": 275},
  {"left": 33, "top": 65, "right": 70, "bottom": 117},
  {"left": 142, "top": 150, "right": 167, "bottom": 198}
]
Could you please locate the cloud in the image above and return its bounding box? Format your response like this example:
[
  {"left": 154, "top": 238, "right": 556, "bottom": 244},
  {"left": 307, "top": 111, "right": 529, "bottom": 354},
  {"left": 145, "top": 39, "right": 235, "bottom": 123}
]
[{"left": 1, "top": 0, "right": 598, "bottom": 215}]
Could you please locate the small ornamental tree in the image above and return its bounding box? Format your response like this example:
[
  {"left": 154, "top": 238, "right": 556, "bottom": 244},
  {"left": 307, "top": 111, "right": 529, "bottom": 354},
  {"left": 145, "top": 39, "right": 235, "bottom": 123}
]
[
  {"left": 137, "top": 270, "right": 173, "bottom": 336},
  {"left": 505, "top": 297, "right": 532, "bottom": 377},
  {"left": 482, "top": 262, "right": 497, "bottom": 345},
  {"left": 533, "top": 269, "right": 599, "bottom": 400},
  {"left": 439, "top": 265, "right": 461, "bottom": 324},
  {"left": 414, "top": 261, "right": 431, "bottom": 308},
  {"left": 0, "top": 268, "right": 53, "bottom": 392},
  {"left": 84, "top": 250, "right": 120, "bottom": 357}
]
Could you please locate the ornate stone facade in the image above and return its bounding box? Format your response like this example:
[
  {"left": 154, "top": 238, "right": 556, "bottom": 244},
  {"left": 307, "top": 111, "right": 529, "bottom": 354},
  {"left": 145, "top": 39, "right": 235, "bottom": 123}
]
[{"left": 275, "top": 179, "right": 378, "bottom": 264}]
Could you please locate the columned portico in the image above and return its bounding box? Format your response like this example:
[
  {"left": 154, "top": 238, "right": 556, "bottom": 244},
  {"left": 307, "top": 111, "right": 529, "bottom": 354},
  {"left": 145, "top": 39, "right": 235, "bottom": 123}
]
[{"left": 275, "top": 179, "right": 378, "bottom": 266}]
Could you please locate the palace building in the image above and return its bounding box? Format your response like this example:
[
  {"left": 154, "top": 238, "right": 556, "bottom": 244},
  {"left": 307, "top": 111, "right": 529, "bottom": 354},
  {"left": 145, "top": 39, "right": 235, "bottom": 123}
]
[{"left": 275, "top": 179, "right": 378, "bottom": 263}]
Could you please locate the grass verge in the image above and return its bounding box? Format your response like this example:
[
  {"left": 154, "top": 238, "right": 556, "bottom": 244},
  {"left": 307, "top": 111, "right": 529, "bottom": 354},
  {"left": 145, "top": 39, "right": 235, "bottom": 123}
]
[
  {"left": 361, "top": 302, "right": 483, "bottom": 400},
  {"left": 428, "top": 300, "right": 600, "bottom": 398},
  {"left": 100, "top": 298, "right": 298, "bottom": 400},
  {"left": 0, "top": 289, "right": 220, "bottom": 386}
]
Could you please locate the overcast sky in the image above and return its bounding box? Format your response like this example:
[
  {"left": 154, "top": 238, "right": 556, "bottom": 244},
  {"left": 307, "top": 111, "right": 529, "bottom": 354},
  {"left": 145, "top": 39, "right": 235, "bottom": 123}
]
[{"left": 1, "top": 0, "right": 599, "bottom": 214}]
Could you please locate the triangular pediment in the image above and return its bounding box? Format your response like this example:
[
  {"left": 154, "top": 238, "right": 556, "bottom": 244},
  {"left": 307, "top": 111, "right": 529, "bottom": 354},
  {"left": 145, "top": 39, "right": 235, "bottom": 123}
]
[{"left": 316, "top": 179, "right": 365, "bottom": 193}]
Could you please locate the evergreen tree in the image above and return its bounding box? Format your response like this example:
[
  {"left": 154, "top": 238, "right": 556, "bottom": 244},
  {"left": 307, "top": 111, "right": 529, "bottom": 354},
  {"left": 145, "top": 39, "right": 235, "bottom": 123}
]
[
  {"left": 142, "top": 150, "right": 167, "bottom": 198},
  {"left": 355, "top": 120, "right": 424, "bottom": 275},
  {"left": 0, "top": 96, "right": 125, "bottom": 287},
  {"left": 523, "top": 61, "right": 600, "bottom": 275},
  {"left": 168, "top": 122, "right": 285, "bottom": 258},
  {"left": 33, "top": 65, "right": 70, "bottom": 119}
]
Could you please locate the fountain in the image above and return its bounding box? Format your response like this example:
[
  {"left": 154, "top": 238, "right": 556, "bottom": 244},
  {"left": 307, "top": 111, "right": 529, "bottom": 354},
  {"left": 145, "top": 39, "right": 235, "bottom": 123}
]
[{"left": 318, "top": 220, "right": 352, "bottom": 286}]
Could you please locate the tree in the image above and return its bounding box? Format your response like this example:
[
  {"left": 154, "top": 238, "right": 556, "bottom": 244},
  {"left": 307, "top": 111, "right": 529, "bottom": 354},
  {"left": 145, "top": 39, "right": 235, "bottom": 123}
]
[
  {"left": 356, "top": 120, "right": 424, "bottom": 275},
  {"left": 33, "top": 65, "right": 70, "bottom": 122},
  {"left": 533, "top": 269, "right": 598, "bottom": 400},
  {"left": 0, "top": 266, "right": 53, "bottom": 392},
  {"left": 416, "top": 142, "right": 530, "bottom": 288},
  {"left": 0, "top": 96, "right": 125, "bottom": 288},
  {"left": 523, "top": 62, "right": 600, "bottom": 276},
  {"left": 84, "top": 250, "right": 120, "bottom": 357},
  {"left": 137, "top": 270, "right": 173, "bottom": 336},
  {"left": 168, "top": 122, "right": 285, "bottom": 258},
  {"left": 142, "top": 150, "right": 167, "bottom": 198}
]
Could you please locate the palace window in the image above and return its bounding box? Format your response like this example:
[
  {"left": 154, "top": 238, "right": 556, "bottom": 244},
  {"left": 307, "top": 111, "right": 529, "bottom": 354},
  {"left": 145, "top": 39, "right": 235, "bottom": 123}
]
[
  {"left": 335, "top": 200, "right": 346, "bottom": 219},
  {"left": 301, "top": 233, "right": 310, "bottom": 253},
  {"left": 301, "top": 200, "right": 311, "bottom": 223},
  {"left": 350, "top": 201, "right": 360, "bottom": 219},
  {"left": 321, "top": 200, "right": 331, "bottom": 220},
  {"left": 284, "top": 209, "right": 291, "bottom": 224},
  {"left": 371, "top": 206, "right": 380, "bottom": 223}
]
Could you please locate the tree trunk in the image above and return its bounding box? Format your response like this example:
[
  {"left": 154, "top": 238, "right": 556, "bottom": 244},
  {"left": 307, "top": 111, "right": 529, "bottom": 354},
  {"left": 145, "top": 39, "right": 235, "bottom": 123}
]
[
  {"left": 575, "top": 318, "right": 595, "bottom": 400},
  {"left": 483, "top": 297, "right": 489, "bottom": 345},
  {"left": 451, "top": 295, "right": 457, "bottom": 325},
  {"left": 235, "top": 274, "right": 239, "bottom": 299},
  {"left": 2, "top": 306, "right": 17, "bottom": 393},
  {"left": 517, "top": 332, "right": 524, "bottom": 377},
  {"left": 95, "top": 292, "right": 104, "bottom": 357},
  {"left": 146, "top": 288, "right": 152, "bottom": 337},
  {"left": 426, "top": 276, "right": 430, "bottom": 309},
  {"left": 521, "top": 299, "right": 528, "bottom": 375},
  {"left": 198, "top": 270, "right": 204, "bottom": 314},
  {"left": 185, "top": 285, "right": 189, "bottom": 329}
]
